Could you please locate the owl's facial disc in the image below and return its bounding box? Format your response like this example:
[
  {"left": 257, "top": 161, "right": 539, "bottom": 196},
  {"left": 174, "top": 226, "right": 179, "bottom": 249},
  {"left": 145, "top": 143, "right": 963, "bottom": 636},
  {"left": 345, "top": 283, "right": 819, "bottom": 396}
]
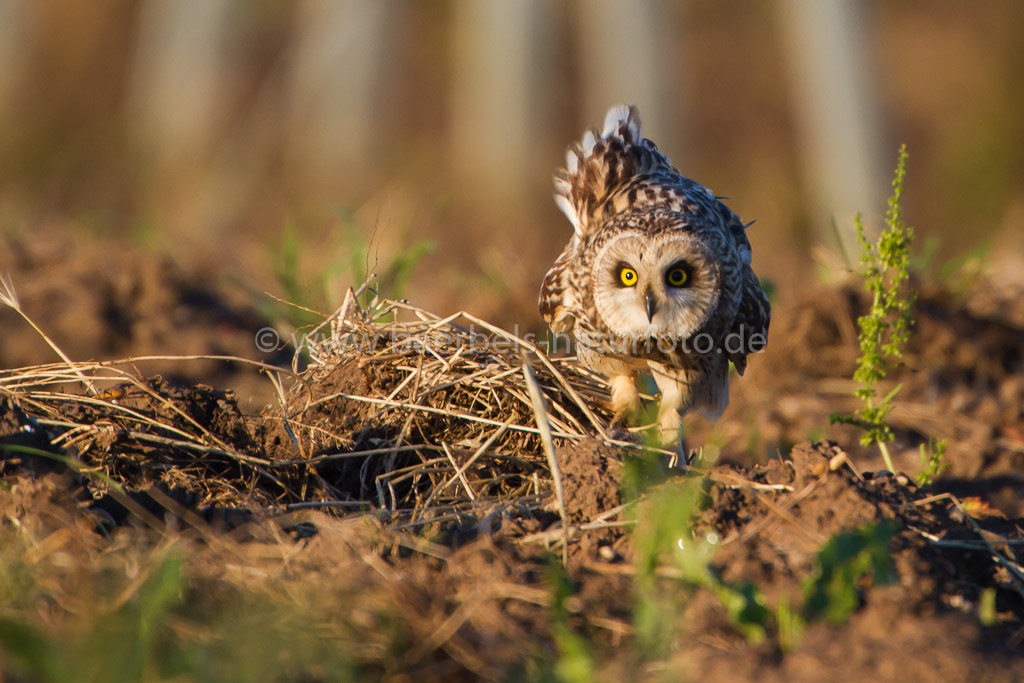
[{"left": 592, "top": 231, "right": 720, "bottom": 342}]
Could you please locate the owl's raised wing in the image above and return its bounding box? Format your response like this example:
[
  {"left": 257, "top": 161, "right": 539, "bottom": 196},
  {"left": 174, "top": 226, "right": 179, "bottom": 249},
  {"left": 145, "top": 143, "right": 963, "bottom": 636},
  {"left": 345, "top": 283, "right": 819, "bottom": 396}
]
[{"left": 553, "top": 104, "right": 701, "bottom": 237}]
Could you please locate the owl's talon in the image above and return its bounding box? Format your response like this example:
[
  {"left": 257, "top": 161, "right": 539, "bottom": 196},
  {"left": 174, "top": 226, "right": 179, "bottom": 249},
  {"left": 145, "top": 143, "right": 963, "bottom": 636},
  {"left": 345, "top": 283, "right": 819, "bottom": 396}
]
[{"left": 674, "top": 438, "right": 692, "bottom": 468}]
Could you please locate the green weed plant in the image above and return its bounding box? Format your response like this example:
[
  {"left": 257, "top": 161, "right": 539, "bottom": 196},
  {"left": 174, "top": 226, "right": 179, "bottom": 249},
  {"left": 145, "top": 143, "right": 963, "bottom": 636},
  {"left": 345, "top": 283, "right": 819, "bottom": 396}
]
[{"left": 830, "top": 145, "right": 948, "bottom": 476}]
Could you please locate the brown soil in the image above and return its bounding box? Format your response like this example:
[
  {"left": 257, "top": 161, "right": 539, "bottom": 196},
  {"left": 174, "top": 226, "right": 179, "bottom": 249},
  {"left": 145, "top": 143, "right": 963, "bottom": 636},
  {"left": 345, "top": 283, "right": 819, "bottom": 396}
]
[
  {"left": 0, "top": 228, "right": 288, "bottom": 400},
  {"left": 2, "top": 248, "right": 1024, "bottom": 680}
]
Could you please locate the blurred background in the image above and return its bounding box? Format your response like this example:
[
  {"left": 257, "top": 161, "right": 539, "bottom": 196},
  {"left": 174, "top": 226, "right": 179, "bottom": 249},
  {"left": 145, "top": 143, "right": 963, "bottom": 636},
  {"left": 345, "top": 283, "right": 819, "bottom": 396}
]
[{"left": 0, "top": 0, "right": 1022, "bottom": 336}]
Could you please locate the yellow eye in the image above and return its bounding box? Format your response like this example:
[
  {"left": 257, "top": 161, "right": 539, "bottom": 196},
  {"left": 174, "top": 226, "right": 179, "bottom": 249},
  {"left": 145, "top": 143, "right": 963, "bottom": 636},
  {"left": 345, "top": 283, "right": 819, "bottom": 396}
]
[
  {"left": 619, "top": 267, "right": 638, "bottom": 287},
  {"left": 666, "top": 267, "right": 688, "bottom": 287}
]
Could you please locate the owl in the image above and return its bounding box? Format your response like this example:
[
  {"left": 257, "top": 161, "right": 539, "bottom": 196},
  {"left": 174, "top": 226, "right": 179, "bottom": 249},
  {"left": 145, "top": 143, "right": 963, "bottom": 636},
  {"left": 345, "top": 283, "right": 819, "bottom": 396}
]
[{"left": 538, "top": 104, "right": 770, "bottom": 446}]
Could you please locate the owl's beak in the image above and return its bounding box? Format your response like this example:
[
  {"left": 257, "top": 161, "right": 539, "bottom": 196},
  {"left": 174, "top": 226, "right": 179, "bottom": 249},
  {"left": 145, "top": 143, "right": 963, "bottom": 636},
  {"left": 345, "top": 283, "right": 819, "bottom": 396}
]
[{"left": 644, "top": 287, "right": 658, "bottom": 322}]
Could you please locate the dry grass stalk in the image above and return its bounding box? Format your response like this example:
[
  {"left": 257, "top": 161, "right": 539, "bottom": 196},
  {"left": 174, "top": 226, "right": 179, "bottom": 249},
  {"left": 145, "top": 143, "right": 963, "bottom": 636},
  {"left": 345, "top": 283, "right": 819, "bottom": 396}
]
[
  {"left": 522, "top": 359, "right": 569, "bottom": 566},
  {"left": 1, "top": 273, "right": 97, "bottom": 395}
]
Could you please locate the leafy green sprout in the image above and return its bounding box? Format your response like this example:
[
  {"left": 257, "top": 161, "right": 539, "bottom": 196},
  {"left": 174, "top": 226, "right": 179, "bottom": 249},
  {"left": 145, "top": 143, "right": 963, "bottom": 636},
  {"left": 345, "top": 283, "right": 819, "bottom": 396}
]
[
  {"left": 830, "top": 145, "right": 948, "bottom": 475},
  {"left": 772, "top": 521, "right": 897, "bottom": 653},
  {"left": 916, "top": 438, "right": 950, "bottom": 486},
  {"left": 800, "top": 522, "right": 896, "bottom": 623}
]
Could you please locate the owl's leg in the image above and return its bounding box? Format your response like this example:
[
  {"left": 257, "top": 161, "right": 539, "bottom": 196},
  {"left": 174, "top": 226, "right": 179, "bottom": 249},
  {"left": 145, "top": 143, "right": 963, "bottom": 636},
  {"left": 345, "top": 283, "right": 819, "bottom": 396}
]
[
  {"left": 654, "top": 379, "right": 683, "bottom": 445},
  {"left": 609, "top": 373, "right": 642, "bottom": 426},
  {"left": 649, "top": 363, "right": 693, "bottom": 449}
]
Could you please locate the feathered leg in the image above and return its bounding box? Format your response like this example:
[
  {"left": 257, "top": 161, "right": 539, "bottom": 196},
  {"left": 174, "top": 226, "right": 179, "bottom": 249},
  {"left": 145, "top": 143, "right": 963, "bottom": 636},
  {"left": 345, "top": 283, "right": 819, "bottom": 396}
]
[
  {"left": 650, "top": 362, "right": 693, "bottom": 459},
  {"left": 609, "top": 373, "right": 641, "bottom": 427}
]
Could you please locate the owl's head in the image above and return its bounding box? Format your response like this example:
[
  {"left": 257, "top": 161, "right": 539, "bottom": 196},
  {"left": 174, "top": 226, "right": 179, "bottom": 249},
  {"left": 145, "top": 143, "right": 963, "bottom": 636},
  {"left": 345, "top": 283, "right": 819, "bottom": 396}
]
[{"left": 591, "top": 230, "right": 720, "bottom": 342}]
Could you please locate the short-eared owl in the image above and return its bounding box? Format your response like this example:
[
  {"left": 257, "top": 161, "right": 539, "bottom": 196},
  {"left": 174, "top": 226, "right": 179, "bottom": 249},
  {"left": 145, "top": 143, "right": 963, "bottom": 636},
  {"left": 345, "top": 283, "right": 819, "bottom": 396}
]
[{"left": 538, "top": 105, "right": 770, "bottom": 445}]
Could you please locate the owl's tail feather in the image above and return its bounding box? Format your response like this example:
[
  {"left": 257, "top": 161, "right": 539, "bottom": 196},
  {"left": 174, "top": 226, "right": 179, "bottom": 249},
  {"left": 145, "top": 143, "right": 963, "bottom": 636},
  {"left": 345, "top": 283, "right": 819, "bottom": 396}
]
[
  {"left": 554, "top": 104, "right": 672, "bottom": 237},
  {"left": 600, "top": 104, "right": 640, "bottom": 140}
]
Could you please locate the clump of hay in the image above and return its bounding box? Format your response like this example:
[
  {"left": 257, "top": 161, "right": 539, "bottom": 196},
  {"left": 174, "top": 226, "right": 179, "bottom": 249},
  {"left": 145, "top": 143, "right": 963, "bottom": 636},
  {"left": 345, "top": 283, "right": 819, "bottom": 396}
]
[{"left": 262, "top": 289, "right": 648, "bottom": 525}]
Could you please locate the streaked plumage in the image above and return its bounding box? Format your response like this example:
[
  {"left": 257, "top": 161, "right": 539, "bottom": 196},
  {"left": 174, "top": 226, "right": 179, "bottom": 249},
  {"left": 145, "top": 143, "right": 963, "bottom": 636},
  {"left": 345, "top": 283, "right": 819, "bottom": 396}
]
[{"left": 539, "top": 105, "right": 770, "bottom": 445}]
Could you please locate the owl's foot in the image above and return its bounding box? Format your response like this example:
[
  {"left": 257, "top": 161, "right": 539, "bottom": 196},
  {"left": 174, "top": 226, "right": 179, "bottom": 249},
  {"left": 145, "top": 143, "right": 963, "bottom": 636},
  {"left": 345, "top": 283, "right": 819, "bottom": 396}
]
[
  {"left": 655, "top": 403, "right": 693, "bottom": 467},
  {"left": 655, "top": 395, "right": 683, "bottom": 448},
  {"left": 659, "top": 426, "right": 691, "bottom": 464}
]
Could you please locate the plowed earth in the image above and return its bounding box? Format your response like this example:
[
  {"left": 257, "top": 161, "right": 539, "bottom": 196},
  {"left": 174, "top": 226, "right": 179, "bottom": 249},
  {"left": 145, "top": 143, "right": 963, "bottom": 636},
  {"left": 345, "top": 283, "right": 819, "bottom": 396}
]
[{"left": 1, "top": 238, "right": 1022, "bottom": 680}]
